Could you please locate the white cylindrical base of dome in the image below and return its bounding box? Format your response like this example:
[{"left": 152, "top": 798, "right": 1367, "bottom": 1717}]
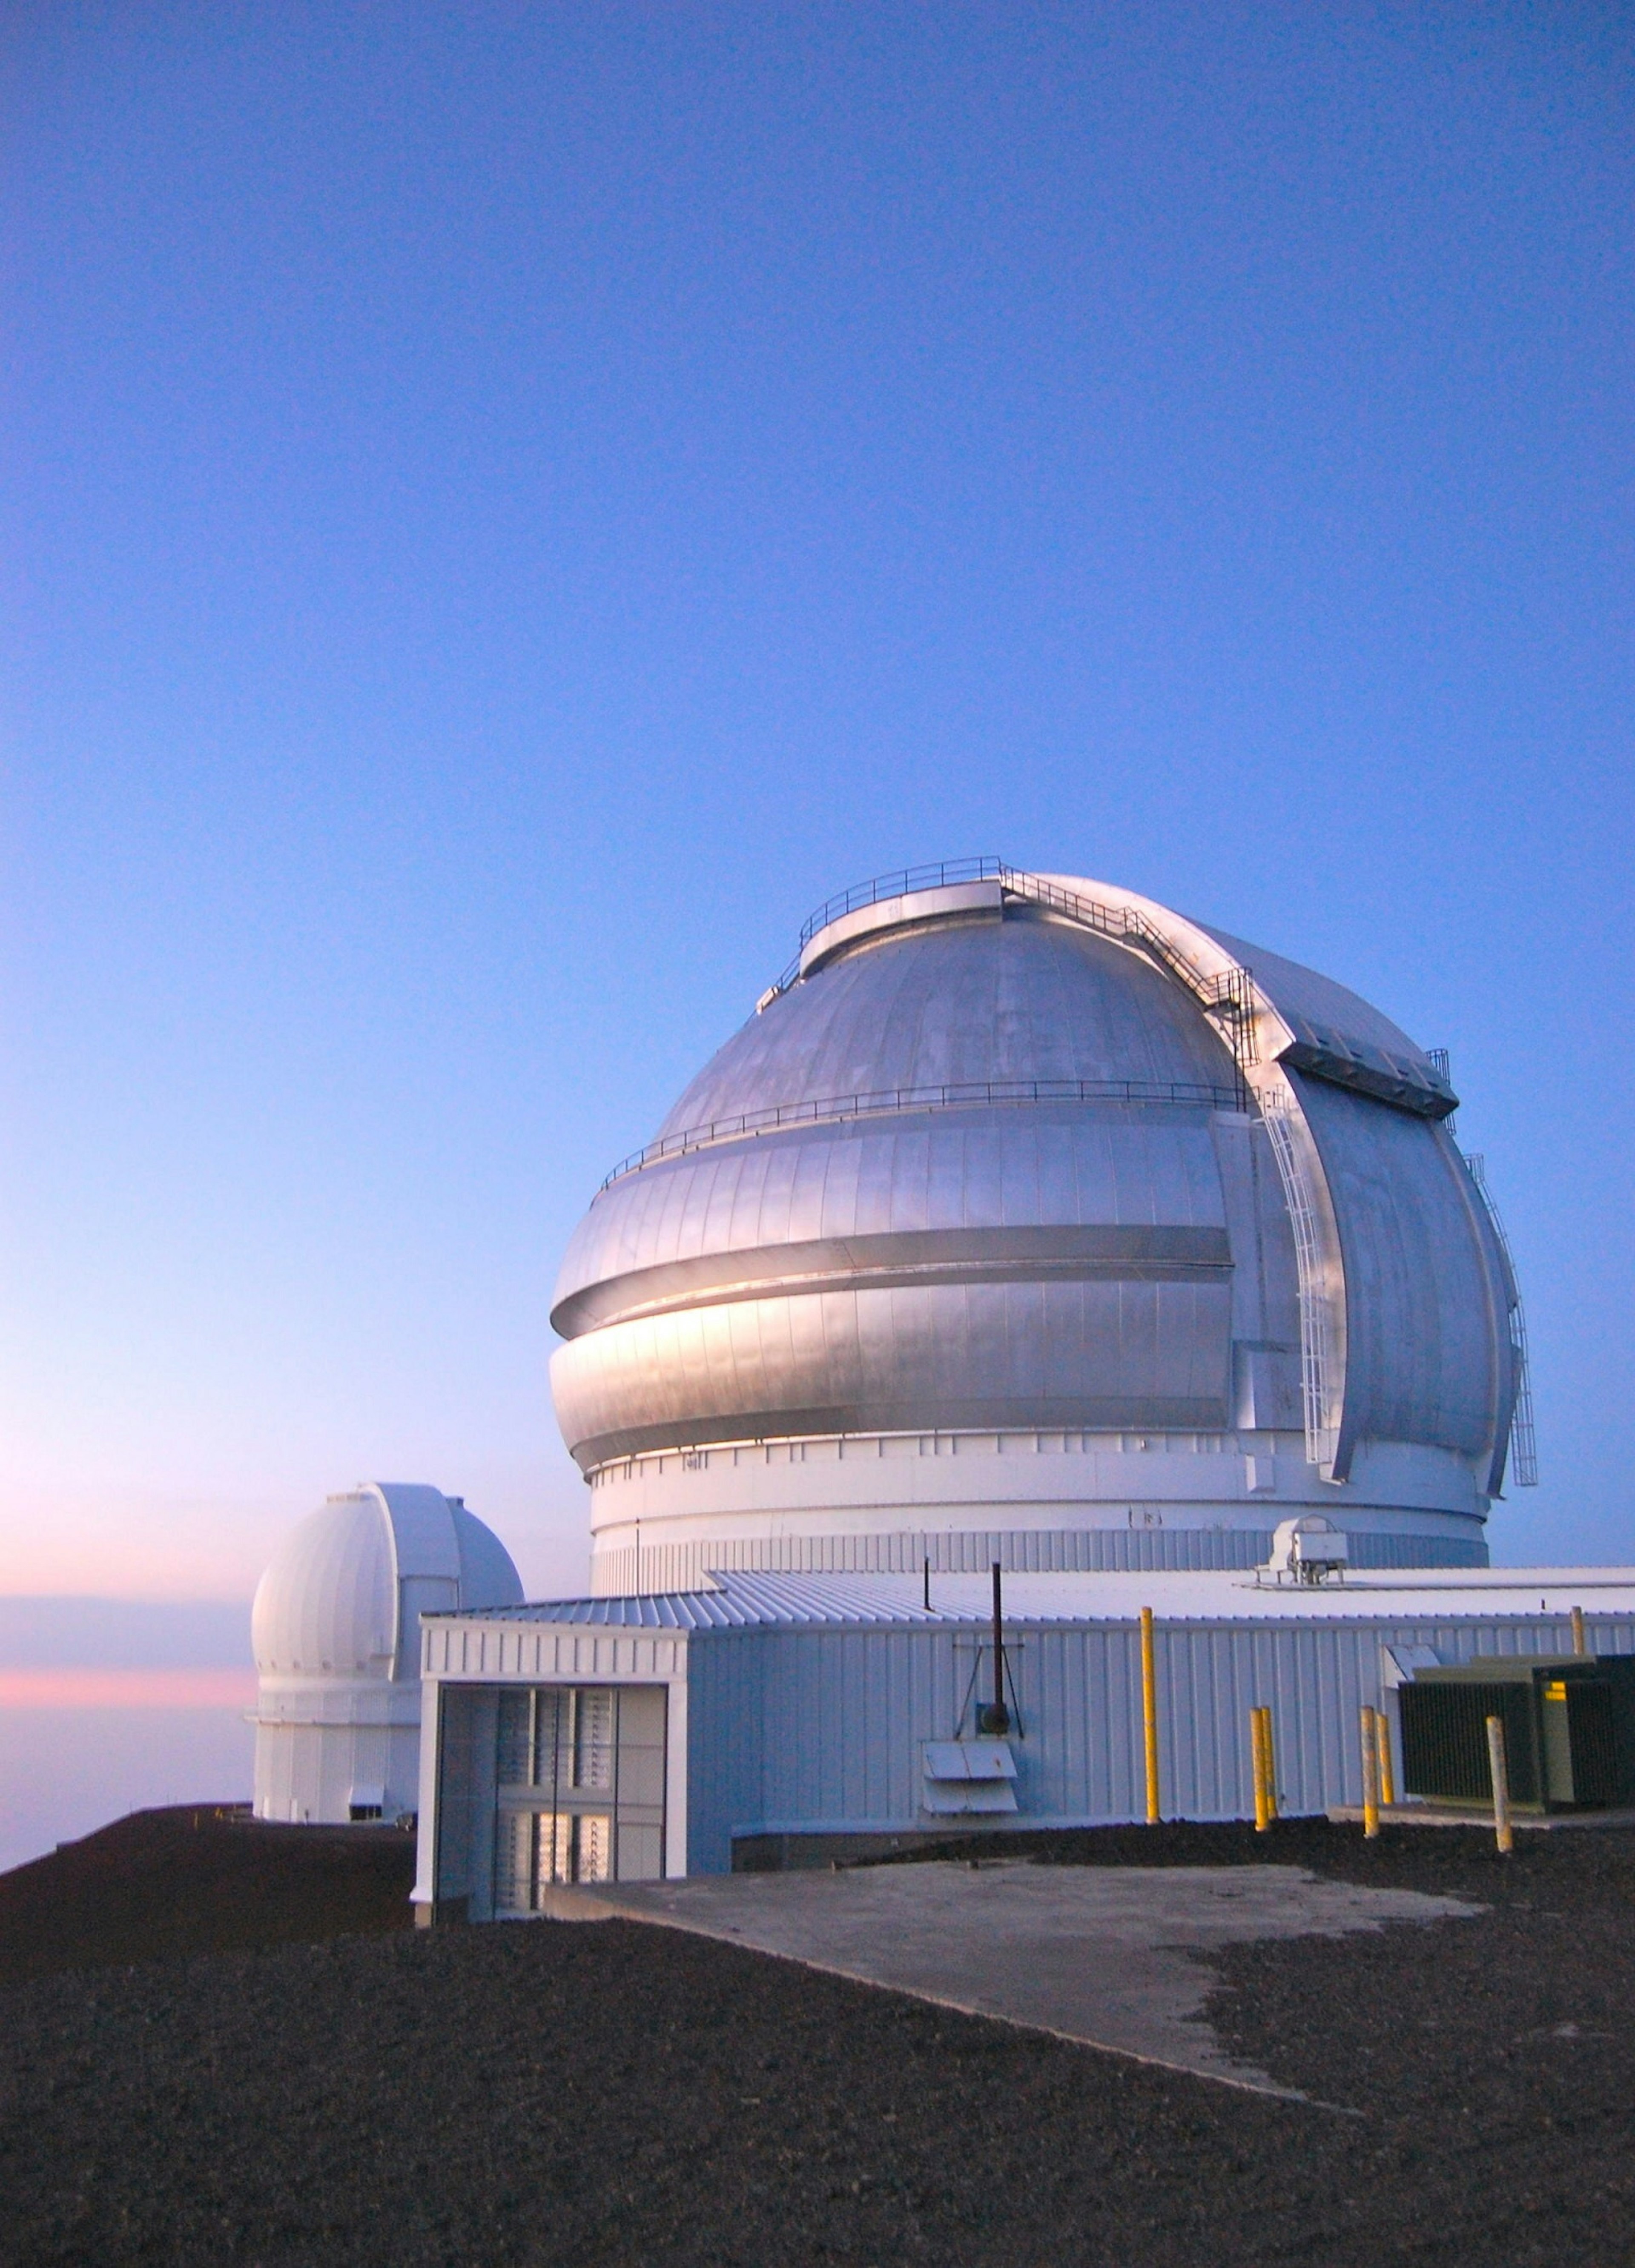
[
  {"left": 251, "top": 1675, "right": 423, "bottom": 1824},
  {"left": 584, "top": 1429, "right": 1489, "bottom": 1593}
]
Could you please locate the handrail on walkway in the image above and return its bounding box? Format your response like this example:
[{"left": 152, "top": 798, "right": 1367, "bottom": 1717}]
[{"left": 763, "top": 859, "right": 1258, "bottom": 1091}]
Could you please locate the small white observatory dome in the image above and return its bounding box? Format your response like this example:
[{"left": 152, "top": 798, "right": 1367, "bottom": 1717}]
[{"left": 252, "top": 1482, "right": 522, "bottom": 1825}]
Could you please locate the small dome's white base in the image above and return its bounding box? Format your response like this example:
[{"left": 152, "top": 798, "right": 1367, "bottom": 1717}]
[
  {"left": 250, "top": 1481, "right": 522, "bottom": 1825},
  {"left": 252, "top": 1687, "right": 423, "bottom": 1824}
]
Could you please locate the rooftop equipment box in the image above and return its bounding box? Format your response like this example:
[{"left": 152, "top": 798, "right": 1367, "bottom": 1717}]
[{"left": 1400, "top": 1656, "right": 1635, "bottom": 1813}]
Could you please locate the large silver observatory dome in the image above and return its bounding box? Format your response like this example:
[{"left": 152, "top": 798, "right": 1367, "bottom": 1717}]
[{"left": 551, "top": 863, "right": 1532, "bottom": 1595}]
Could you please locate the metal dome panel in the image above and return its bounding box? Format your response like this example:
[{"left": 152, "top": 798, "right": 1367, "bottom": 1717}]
[
  {"left": 652, "top": 908, "right": 1241, "bottom": 1145},
  {"left": 549, "top": 865, "right": 1528, "bottom": 1589},
  {"left": 553, "top": 904, "right": 1255, "bottom": 1474}
]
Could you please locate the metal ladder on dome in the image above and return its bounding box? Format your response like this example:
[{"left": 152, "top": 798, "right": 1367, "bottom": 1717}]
[{"left": 992, "top": 865, "right": 1258, "bottom": 1099}]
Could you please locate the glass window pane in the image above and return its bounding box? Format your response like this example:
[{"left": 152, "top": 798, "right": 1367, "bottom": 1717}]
[
  {"left": 572, "top": 1813, "right": 613, "bottom": 1882},
  {"left": 572, "top": 1690, "right": 616, "bottom": 1790},
  {"left": 545, "top": 1811, "right": 571, "bottom": 1886},
  {"left": 493, "top": 1809, "right": 533, "bottom": 1913},
  {"left": 533, "top": 1690, "right": 564, "bottom": 1787},
  {"left": 496, "top": 1691, "right": 532, "bottom": 1787}
]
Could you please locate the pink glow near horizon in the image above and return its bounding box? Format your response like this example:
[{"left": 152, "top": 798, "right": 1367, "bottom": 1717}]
[
  {"left": 0, "top": 1670, "right": 258, "bottom": 1710},
  {"left": 0, "top": 1478, "right": 579, "bottom": 1607}
]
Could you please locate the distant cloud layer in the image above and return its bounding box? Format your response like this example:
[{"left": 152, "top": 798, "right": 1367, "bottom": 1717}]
[{"left": 0, "top": 1669, "right": 255, "bottom": 1710}]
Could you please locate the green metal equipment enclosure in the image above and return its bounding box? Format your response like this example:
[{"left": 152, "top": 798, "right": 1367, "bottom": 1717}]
[{"left": 1400, "top": 1656, "right": 1635, "bottom": 1812}]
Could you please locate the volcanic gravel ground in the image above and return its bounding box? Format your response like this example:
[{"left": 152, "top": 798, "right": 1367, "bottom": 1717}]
[
  {"left": 3, "top": 1817, "right": 1635, "bottom": 2264},
  {"left": 0, "top": 1806, "right": 415, "bottom": 1988}
]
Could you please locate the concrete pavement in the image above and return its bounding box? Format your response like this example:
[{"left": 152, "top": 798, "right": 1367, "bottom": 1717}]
[{"left": 538, "top": 1860, "right": 1480, "bottom": 2099}]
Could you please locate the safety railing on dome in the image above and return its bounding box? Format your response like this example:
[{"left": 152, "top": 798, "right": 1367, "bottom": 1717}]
[
  {"left": 794, "top": 857, "right": 1007, "bottom": 954},
  {"left": 598, "top": 1075, "right": 1243, "bottom": 1190},
  {"left": 763, "top": 857, "right": 1259, "bottom": 1090}
]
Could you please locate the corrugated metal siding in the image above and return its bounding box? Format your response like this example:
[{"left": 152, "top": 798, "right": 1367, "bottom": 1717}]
[
  {"left": 594, "top": 1526, "right": 1484, "bottom": 1597},
  {"left": 684, "top": 1613, "right": 1635, "bottom": 1866},
  {"left": 685, "top": 1628, "right": 763, "bottom": 1873}
]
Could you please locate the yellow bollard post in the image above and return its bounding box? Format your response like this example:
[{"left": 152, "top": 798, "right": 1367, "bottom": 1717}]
[
  {"left": 1140, "top": 1606, "right": 1161, "bottom": 1824},
  {"left": 1360, "top": 1704, "right": 1380, "bottom": 1838},
  {"left": 1251, "top": 1706, "right": 1271, "bottom": 1831},
  {"left": 1374, "top": 1706, "right": 1396, "bottom": 1809},
  {"left": 1572, "top": 1604, "right": 1587, "bottom": 1658},
  {"left": 1486, "top": 1713, "right": 1515, "bottom": 1855},
  {"left": 1261, "top": 1704, "right": 1280, "bottom": 1821}
]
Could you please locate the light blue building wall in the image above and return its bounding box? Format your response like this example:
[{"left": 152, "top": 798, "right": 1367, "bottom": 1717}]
[
  {"left": 682, "top": 1595, "right": 1635, "bottom": 1872},
  {"left": 413, "top": 1570, "right": 1635, "bottom": 1907}
]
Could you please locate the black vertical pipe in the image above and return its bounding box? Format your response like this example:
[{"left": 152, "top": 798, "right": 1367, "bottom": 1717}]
[
  {"left": 923, "top": 1556, "right": 931, "bottom": 1612},
  {"left": 984, "top": 1560, "right": 1009, "bottom": 1734},
  {"left": 992, "top": 1562, "right": 1003, "bottom": 1717}
]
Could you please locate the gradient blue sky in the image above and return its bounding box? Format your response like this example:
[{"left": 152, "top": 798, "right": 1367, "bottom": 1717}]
[{"left": 3, "top": 3, "right": 1632, "bottom": 1615}]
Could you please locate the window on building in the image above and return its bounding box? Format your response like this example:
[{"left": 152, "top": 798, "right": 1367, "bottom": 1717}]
[{"left": 492, "top": 1684, "right": 666, "bottom": 1912}]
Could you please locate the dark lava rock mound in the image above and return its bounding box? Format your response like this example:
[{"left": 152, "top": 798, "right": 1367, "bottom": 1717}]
[{"left": 0, "top": 1804, "right": 415, "bottom": 1985}]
